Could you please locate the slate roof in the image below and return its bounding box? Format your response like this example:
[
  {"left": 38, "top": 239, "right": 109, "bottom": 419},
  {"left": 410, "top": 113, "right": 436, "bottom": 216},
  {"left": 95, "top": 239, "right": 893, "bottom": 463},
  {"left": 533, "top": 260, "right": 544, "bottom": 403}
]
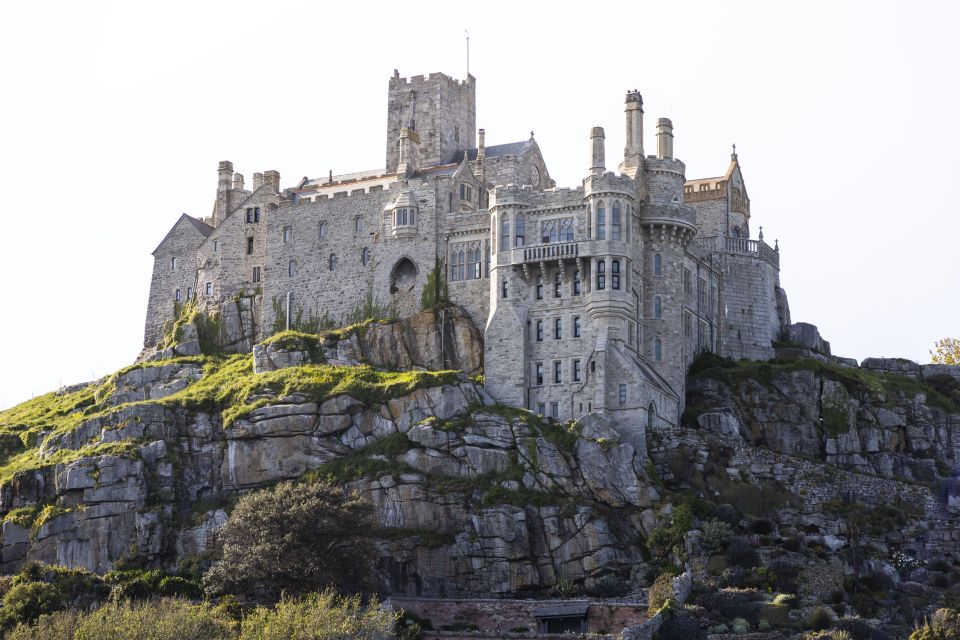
[
  {"left": 449, "top": 139, "right": 535, "bottom": 164},
  {"left": 152, "top": 214, "right": 213, "bottom": 255},
  {"left": 535, "top": 603, "right": 590, "bottom": 618}
]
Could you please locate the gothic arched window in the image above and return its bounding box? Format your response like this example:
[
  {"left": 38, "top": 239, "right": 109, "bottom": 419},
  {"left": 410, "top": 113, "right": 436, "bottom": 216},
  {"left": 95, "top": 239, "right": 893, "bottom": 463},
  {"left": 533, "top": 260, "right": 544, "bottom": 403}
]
[
  {"left": 597, "top": 202, "right": 606, "bottom": 240},
  {"left": 597, "top": 259, "right": 606, "bottom": 290},
  {"left": 515, "top": 215, "right": 525, "bottom": 247},
  {"left": 612, "top": 259, "right": 621, "bottom": 290},
  {"left": 612, "top": 202, "right": 621, "bottom": 241}
]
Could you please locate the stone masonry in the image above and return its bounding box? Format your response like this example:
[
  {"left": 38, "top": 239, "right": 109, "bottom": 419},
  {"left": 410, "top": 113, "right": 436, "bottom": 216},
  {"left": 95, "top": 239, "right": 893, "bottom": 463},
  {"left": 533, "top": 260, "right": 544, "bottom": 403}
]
[{"left": 143, "top": 69, "right": 791, "bottom": 439}]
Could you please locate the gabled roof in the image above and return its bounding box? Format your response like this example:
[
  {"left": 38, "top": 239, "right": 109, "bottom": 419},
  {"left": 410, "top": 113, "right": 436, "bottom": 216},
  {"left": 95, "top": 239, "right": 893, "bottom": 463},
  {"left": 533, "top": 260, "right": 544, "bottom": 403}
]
[
  {"left": 449, "top": 139, "right": 536, "bottom": 164},
  {"left": 152, "top": 214, "right": 212, "bottom": 255},
  {"left": 535, "top": 603, "right": 590, "bottom": 618}
]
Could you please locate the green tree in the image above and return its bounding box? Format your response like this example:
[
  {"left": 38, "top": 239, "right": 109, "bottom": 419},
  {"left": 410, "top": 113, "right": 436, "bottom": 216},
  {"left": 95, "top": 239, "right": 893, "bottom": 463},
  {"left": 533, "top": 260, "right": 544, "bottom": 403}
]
[
  {"left": 931, "top": 338, "right": 960, "bottom": 365},
  {"left": 203, "top": 479, "right": 375, "bottom": 601}
]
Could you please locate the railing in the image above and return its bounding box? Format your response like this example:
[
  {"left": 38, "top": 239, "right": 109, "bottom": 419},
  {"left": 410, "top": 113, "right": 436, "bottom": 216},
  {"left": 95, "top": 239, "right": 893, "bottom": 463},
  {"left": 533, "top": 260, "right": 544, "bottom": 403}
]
[
  {"left": 695, "top": 235, "right": 780, "bottom": 269},
  {"left": 511, "top": 241, "right": 584, "bottom": 265}
]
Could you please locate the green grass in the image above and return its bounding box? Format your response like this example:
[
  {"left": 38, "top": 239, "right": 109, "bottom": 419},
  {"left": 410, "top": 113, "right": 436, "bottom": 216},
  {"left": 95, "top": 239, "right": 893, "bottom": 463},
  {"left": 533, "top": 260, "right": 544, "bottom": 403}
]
[{"left": 0, "top": 440, "right": 141, "bottom": 486}]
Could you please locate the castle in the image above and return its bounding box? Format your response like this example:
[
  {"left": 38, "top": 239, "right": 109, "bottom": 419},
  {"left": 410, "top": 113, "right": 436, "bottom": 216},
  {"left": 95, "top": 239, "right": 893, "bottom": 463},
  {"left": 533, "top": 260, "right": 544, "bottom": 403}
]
[{"left": 145, "top": 69, "right": 791, "bottom": 437}]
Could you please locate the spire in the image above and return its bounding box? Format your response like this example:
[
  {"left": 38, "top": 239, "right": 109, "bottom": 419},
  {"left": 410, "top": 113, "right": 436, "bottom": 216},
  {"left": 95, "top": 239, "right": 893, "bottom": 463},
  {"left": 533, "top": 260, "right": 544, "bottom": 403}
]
[{"left": 731, "top": 143, "right": 737, "bottom": 160}]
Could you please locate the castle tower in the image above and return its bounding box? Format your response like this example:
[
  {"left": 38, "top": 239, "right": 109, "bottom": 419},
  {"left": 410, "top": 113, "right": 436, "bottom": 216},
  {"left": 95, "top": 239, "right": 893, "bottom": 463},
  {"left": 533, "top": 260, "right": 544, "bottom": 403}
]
[
  {"left": 656, "top": 118, "right": 674, "bottom": 159},
  {"left": 589, "top": 127, "right": 606, "bottom": 176},
  {"left": 620, "top": 91, "right": 644, "bottom": 178},
  {"left": 385, "top": 71, "right": 476, "bottom": 173}
]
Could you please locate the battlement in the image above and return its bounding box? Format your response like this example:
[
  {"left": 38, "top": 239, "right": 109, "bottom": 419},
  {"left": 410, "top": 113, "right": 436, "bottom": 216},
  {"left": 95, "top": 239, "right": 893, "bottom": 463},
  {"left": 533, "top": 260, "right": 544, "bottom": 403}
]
[
  {"left": 391, "top": 70, "right": 475, "bottom": 88},
  {"left": 583, "top": 172, "right": 636, "bottom": 198},
  {"left": 683, "top": 180, "right": 727, "bottom": 202},
  {"left": 695, "top": 234, "right": 780, "bottom": 269},
  {"left": 644, "top": 156, "right": 686, "bottom": 177}
]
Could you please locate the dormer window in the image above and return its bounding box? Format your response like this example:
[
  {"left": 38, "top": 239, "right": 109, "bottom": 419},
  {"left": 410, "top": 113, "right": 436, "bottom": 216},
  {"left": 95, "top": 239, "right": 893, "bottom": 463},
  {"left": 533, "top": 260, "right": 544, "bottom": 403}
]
[
  {"left": 394, "top": 208, "right": 415, "bottom": 227},
  {"left": 460, "top": 183, "right": 472, "bottom": 202},
  {"left": 388, "top": 192, "right": 418, "bottom": 239}
]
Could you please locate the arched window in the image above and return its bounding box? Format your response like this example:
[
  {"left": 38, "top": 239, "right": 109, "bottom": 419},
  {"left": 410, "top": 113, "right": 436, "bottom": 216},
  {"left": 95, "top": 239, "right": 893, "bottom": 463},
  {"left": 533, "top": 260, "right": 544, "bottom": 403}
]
[
  {"left": 515, "top": 215, "right": 525, "bottom": 247},
  {"left": 654, "top": 295, "right": 662, "bottom": 319},
  {"left": 553, "top": 271, "right": 562, "bottom": 298},
  {"left": 450, "top": 249, "right": 465, "bottom": 282},
  {"left": 612, "top": 202, "right": 621, "bottom": 240},
  {"left": 655, "top": 338, "right": 662, "bottom": 362},
  {"left": 361, "top": 247, "right": 370, "bottom": 267},
  {"left": 535, "top": 274, "right": 543, "bottom": 300},
  {"left": 597, "top": 202, "right": 606, "bottom": 240},
  {"left": 612, "top": 259, "right": 621, "bottom": 290},
  {"left": 319, "top": 222, "right": 328, "bottom": 238},
  {"left": 500, "top": 214, "right": 510, "bottom": 252},
  {"left": 283, "top": 227, "right": 291, "bottom": 243},
  {"left": 574, "top": 316, "right": 581, "bottom": 337},
  {"left": 554, "top": 317, "right": 562, "bottom": 339},
  {"left": 288, "top": 260, "right": 296, "bottom": 277},
  {"left": 186, "top": 287, "right": 192, "bottom": 299},
  {"left": 355, "top": 216, "right": 364, "bottom": 233},
  {"left": 597, "top": 259, "right": 606, "bottom": 290},
  {"left": 329, "top": 254, "right": 337, "bottom": 271},
  {"left": 573, "top": 270, "right": 581, "bottom": 295},
  {"left": 654, "top": 253, "right": 662, "bottom": 276},
  {"left": 175, "top": 288, "right": 181, "bottom": 302}
]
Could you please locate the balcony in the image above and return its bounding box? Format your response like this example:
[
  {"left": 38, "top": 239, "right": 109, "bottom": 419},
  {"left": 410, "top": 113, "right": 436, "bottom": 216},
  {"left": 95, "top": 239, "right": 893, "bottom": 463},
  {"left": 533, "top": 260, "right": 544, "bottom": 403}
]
[
  {"left": 695, "top": 235, "right": 780, "bottom": 269},
  {"left": 510, "top": 241, "right": 589, "bottom": 265}
]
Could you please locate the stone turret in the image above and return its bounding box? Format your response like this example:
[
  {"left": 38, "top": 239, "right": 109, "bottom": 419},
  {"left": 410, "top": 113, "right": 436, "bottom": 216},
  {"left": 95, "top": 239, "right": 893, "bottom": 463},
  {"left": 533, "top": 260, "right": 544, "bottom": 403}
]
[
  {"left": 621, "top": 91, "right": 644, "bottom": 178},
  {"left": 590, "top": 127, "right": 606, "bottom": 176},
  {"left": 656, "top": 118, "right": 674, "bottom": 159}
]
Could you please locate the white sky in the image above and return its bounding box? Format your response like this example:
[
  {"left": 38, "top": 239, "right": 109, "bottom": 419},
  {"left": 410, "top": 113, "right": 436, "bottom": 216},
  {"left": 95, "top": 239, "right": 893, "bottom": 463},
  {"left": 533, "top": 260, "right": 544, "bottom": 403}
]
[{"left": 0, "top": 0, "right": 958, "bottom": 409}]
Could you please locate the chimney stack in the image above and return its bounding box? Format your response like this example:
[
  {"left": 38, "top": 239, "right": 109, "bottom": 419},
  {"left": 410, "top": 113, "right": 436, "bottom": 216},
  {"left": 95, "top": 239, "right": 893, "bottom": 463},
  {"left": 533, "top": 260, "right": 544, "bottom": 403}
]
[
  {"left": 475, "top": 128, "right": 486, "bottom": 182},
  {"left": 217, "top": 161, "right": 233, "bottom": 193},
  {"left": 656, "top": 118, "right": 674, "bottom": 159},
  {"left": 232, "top": 172, "right": 244, "bottom": 190},
  {"left": 263, "top": 170, "right": 281, "bottom": 192},
  {"left": 590, "top": 127, "right": 606, "bottom": 176},
  {"left": 621, "top": 91, "right": 644, "bottom": 177},
  {"left": 252, "top": 172, "right": 264, "bottom": 190},
  {"left": 397, "top": 127, "right": 421, "bottom": 176}
]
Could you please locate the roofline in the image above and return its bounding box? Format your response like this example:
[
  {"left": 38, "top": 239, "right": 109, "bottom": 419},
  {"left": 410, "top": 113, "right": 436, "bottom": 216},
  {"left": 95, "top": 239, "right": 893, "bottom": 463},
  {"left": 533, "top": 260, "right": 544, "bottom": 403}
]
[{"left": 151, "top": 214, "right": 210, "bottom": 256}]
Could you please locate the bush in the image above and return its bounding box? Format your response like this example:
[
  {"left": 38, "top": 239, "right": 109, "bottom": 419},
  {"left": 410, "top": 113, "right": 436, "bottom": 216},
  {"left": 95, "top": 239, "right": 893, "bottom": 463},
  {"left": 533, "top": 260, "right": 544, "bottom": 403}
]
[
  {"left": 587, "top": 574, "right": 629, "bottom": 598},
  {"left": 6, "top": 598, "right": 236, "bottom": 640},
  {"left": 929, "top": 560, "right": 952, "bottom": 573},
  {"left": 832, "top": 631, "right": 854, "bottom": 640},
  {"left": 203, "top": 479, "right": 374, "bottom": 600},
  {"left": 836, "top": 619, "right": 874, "bottom": 640},
  {"left": 714, "top": 503, "right": 740, "bottom": 527},
  {"left": 106, "top": 569, "right": 203, "bottom": 601},
  {"left": 772, "top": 593, "right": 797, "bottom": 608},
  {"left": 0, "top": 581, "right": 62, "bottom": 630},
  {"left": 910, "top": 608, "right": 960, "bottom": 640},
  {"left": 758, "top": 619, "right": 771, "bottom": 630},
  {"left": 239, "top": 591, "right": 396, "bottom": 640},
  {"left": 782, "top": 537, "right": 802, "bottom": 552},
  {"left": 807, "top": 605, "right": 833, "bottom": 631},
  {"left": 694, "top": 589, "right": 763, "bottom": 622},
  {"left": 766, "top": 558, "right": 801, "bottom": 592},
  {"left": 655, "top": 611, "right": 706, "bottom": 640},
  {"left": 727, "top": 537, "right": 760, "bottom": 568},
  {"left": 648, "top": 572, "right": 676, "bottom": 616},
  {"left": 700, "top": 519, "right": 734, "bottom": 553},
  {"left": 749, "top": 519, "right": 773, "bottom": 535}
]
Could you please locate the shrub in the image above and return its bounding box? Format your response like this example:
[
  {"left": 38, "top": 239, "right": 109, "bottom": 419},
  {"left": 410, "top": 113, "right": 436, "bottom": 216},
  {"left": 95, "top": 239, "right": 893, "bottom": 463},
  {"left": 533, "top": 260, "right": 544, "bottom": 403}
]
[
  {"left": 831, "top": 632, "right": 853, "bottom": 640},
  {"left": 203, "top": 479, "right": 374, "bottom": 601},
  {"left": 851, "top": 592, "right": 875, "bottom": 617},
  {"left": 701, "top": 519, "right": 734, "bottom": 553},
  {"left": 588, "top": 574, "right": 629, "bottom": 598},
  {"left": 767, "top": 558, "right": 801, "bottom": 592},
  {"left": 694, "top": 589, "right": 763, "bottom": 622},
  {"left": 929, "top": 559, "right": 952, "bottom": 573},
  {"left": 655, "top": 612, "right": 706, "bottom": 640},
  {"left": 7, "top": 598, "right": 236, "bottom": 640},
  {"left": 749, "top": 519, "right": 774, "bottom": 535},
  {"left": 727, "top": 537, "right": 760, "bottom": 568},
  {"left": 807, "top": 605, "right": 833, "bottom": 631},
  {"left": 834, "top": 602, "right": 847, "bottom": 617},
  {"left": 782, "top": 537, "right": 802, "bottom": 552},
  {"left": 773, "top": 593, "right": 797, "bottom": 608},
  {"left": 0, "top": 581, "right": 62, "bottom": 630},
  {"left": 827, "top": 589, "right": 845, "bottom": 604},
  {"left": 648, "top": 572, "right": 676, "bottom": 616},
  {"left": 709, "top": 623, "right": 729, "bottom": 633},
  {"left": 758, "top": 619, "right": 771, "bottom": 630},
  {"left": 239, "top": 591, "right": 396, "bottom": 640},
  {"left": 714, "top": 503, "right": 740, "bottom": 526},
  {"left": 731, "top": 617, "right": 750, "bottom": 633},
  {"left": 836, "top": 619, "right": 874, "bottom": 640},
  {"left": 910, "top": 608, "right": 960, "bottom": 640}
]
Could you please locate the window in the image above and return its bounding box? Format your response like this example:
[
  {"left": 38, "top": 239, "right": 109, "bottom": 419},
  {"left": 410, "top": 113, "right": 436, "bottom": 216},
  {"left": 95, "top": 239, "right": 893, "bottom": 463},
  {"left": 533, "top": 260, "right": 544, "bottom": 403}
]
[
  {"left": 254, "top": 207, "right": 260, "bottom": 223},
  {"left": 535, "top": 275, "right": 543, "bottom": 300},
  {"left": 205, "top": 282, "right": 212, "bottom": 296},
  {"left": 655, "top": 338, "right": 662, "bottom": 362},
  {"left": 245, "top": 208, "right": 253, "bottom": 223},
  {"left": 597, "top": 203, "right": 606, "bottom": 240},
  {"left": 450, "top": 249, "right": 465, "bottom": 282},
  {"left": 698, "top": 278, "right": 707, "bottom": 311},
  {"left": 535, "top": 362, "right": 544, "bottom": 386},
  {"left": 554, "top": 272, "right": 562, "bottom": 298},
  {"left": 186, "top": 287, "right": 192, "bottom": 299},
  {"left": 574, "top": 316, "right": 581, "bottom": 338},
  {"left": 537, "top": 402, "right": 546, "bottom": 414},
  {"left": 247, "top": 237, "right": 254, "bottom": 255},
  {"left": 283, "top": 227, "right": 291, "bottom": 243},
  {"left": 550, "top": 402, "right": 559, "bottom": 419},
  {"left": 460, "top": 183, "right": 473, "bottom": 201},
  {"left": 355, "top": 216, "right": 363, "bottom": 233},
  {"left": 469, "top": 247, "right": 481, "bottom": 280},
  {"left": 213, "top": 240, "right": 218, "bottom": 252},
  {"left": 612, "top": 203, "right": 621, "bottom": 240},
  {"left": 731, "top": 226, "right": 740, "bottom": 238},
  {"left": 329, "top": 253, "right": 337, "bottom": 271},
  {"left": 560, "top": 221, "right": 574, "bottom": 242},
  {"left": 319, "top": 222, "right": 327, "bottom": 238},
  {"left": 288, "top": 260, "right": 296, "bottom": 277},
  {"left": 361, "top": 248, "right": 370, "bottom": 267},
  {"left": 573, "top": 270, "right": 581, "bottom": 295},
  {"left": 515, "top": 215, "right": 525, "bottom": 247},
  {"left": 654, "top": 253, "right": 662, "bottom": 276},
  {"left": 501, "top": 280, "right": 508, "bottom": 298},
  {"left": 175, "top": 288, "right": 181, "bottom": 302},
  {"left": 500, "top": 215, "right": 510, "bottom": 252},
  {"left": 170, "top": 257, "right": 177, "bottom": 271},
  {"left": 554, "top": 318, "right": 562, "bottom": 339},
  {"left": 684, "top": 268, "right": 692, "bottom": 298},
  {"left": 485, "top": 244, "right": 490, "bottom": 278},
  {"left": 612, "top": 260, "right": 621, "bottom": 290},
  {"left": 573, "top": 359, "right": 581, "bottom": 382},
  {"left": 395, "top": 209, "right": 406, "bottom": 226},
  {"left": 252, "top": 266, "right": 261, "bottom": 283},
  {"left": 654, "top": 295, "right": 662, "bottom": 319},
  {"left": 597, "top": 259, "right": 606, "bottom": 290},
  {"left": 619, "top": 384, "right": 627, "bottom": 405},
  {"left": 553, "top": 361, "right": 562, "bottom": 384},
  {"left": 536, "top": 320, "right": 544, "bottom": 342}
]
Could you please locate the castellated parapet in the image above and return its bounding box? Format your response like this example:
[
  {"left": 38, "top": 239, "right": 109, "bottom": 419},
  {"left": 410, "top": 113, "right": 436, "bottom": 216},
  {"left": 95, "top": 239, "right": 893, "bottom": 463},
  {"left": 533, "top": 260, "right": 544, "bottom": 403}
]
[{"left": 144, "top": 68, "right": 791, "bottom": 442}]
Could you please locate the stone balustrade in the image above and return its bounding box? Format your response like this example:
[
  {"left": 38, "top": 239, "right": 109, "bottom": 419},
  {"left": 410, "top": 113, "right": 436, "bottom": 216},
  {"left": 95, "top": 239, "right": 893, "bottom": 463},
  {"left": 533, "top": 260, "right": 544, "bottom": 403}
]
[{"left": 695, "top": 234, "right": 780, "bottom": 268}]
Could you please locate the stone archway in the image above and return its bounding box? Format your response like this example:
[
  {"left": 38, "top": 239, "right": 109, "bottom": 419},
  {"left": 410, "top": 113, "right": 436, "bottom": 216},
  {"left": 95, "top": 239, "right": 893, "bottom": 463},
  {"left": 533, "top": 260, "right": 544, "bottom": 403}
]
[{"left": 390, "top": 258, "right": 419, "bottom": 317}]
